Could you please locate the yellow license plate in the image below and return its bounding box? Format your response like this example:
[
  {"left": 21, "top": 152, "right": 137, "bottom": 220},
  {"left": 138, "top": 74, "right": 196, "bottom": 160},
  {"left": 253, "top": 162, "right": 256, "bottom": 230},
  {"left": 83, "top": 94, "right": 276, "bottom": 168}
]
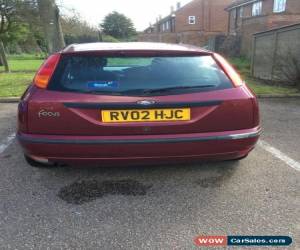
[{"left": 101, "top": 108, "right": 190, "bottom": 123}]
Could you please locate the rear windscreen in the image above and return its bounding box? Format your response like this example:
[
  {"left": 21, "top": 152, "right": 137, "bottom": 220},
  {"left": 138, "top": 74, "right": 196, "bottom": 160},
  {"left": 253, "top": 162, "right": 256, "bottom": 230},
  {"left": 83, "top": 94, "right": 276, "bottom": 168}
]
[{"left": 48, "top": 55, "right": 233, "bottom": 96}]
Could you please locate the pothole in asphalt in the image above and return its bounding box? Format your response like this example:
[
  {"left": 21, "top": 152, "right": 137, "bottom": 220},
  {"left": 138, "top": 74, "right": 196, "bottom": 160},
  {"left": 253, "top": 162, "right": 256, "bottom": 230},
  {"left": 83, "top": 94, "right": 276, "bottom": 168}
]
[{"left": 58, "top": 179, "right": 152, "bottom": 205}]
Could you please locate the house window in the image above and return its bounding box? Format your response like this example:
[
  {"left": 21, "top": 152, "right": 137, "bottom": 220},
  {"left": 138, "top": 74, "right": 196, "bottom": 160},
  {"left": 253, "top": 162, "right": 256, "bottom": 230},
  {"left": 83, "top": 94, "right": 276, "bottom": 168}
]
[
  {"left": 252, "top": 1, "right": 262, "bottom": 16},
  {"left": 232, "top": 9, "right": 237, "bottom": 19},
  {"left": 166, "top": 21, "right": 169, "bottom": 30},
  {"left": 171, "top": 19, "right": 175, "bottom": 32},
  {"left": 273, "top": 0, "right": 286, "bottom": 13},
  {"left": 188, "top": 16, "right": 196, "bottom": 24},
  {"left": 239, "top": 7, "right": 244, "bottom": 18}
]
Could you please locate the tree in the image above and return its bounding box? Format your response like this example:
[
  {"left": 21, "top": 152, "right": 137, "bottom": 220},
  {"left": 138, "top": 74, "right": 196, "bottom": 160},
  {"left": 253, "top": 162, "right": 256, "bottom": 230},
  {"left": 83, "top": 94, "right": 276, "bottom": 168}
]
[
  {"left": 100, "top": 11, "right": 136, "bottom": 40},
  {"left": 37, "top": 0, "right": 65, "bottom": 53},
  {"left": 61, "top": 10, "right": 99, "bottom": 45},
  {"left": 0, "top": 0, "right": 21, "bottom": 72},
  {"left": 16, "top": 0, "right": 46, "bottom": 54},
  {"left": 0, "top": 0, "right": 44, "bottom": 71}
]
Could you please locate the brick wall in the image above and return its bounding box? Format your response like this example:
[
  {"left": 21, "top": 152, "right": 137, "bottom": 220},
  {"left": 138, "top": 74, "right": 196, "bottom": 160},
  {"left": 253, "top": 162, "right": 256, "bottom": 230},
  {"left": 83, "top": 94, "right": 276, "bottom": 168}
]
[
  {"left": 138, "top": 31, "right": 220, "bottom": 47},
  {"left": 284, "top": 0, "right": 300, "bottom": 14},
  {"left": 209, "top": 0, "right": 233, "bottom": 32},
  {"left": 175, "top": 0, "right": 204, "bottom": 32},
  {"left": 175, "top": 0, "right": 232, "bottom": 33}
]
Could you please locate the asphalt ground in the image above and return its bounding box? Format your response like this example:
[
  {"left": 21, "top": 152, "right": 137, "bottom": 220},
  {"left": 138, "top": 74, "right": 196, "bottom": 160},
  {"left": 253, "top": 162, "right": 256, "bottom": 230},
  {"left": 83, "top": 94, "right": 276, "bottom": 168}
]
[{"left": 0, "top": 99, "right": 299, "bottom": 250}]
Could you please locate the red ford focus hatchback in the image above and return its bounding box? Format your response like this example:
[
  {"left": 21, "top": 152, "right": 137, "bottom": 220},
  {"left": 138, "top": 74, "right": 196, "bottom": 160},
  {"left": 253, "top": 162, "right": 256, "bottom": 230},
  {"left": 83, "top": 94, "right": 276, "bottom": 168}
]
[{"left": 17, "top": 42, "right": 260, "bottom": 167}]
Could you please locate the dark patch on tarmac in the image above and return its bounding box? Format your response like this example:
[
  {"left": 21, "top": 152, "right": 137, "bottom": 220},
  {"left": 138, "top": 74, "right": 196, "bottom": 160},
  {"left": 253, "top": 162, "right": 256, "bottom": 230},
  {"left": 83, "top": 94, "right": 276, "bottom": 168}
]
[
  {"left": 196, "top": 176, "right": 224, "bottom": 188},
  {"left": 58, "top": 179, "right": 152, "bottom": 204},
  {"left": 0, "top": 154, "right": 11, "bottom": 159},
  {"left": 195, "top": 163, "right": 237, "bottom": 188}
]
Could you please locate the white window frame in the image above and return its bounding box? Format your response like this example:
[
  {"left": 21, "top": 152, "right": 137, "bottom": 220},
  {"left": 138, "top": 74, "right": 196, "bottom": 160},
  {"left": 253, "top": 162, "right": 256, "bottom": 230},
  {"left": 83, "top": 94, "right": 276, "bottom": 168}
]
[
  {"left": 252, "top": 1, "right": 262, "bottom": 16},
  {"left": 188, "top": 16, "right": 196, "bottom": 25},
  {"left": 273, "top": 0, "right": 286, "bottom": 13}
]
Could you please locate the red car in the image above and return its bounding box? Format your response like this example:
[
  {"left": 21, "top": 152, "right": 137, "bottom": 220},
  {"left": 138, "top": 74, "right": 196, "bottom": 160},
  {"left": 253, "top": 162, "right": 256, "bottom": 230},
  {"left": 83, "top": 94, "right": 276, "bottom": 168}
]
[{"left": 17, "top": 42, "right": 260, "bottom": 167}]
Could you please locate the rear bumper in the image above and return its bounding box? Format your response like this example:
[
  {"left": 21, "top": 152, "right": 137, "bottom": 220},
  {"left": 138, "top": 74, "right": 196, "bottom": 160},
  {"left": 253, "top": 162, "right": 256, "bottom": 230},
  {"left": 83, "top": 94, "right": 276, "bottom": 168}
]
[{"left": 18, "top": 127, "right": 261, "bottom": 165}]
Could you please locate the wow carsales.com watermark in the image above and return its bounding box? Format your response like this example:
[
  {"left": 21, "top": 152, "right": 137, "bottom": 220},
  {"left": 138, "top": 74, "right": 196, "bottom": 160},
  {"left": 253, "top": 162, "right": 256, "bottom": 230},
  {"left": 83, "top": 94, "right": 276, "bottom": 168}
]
[{"left": 194, "top": 236, "right": 292, "bottom": 247}]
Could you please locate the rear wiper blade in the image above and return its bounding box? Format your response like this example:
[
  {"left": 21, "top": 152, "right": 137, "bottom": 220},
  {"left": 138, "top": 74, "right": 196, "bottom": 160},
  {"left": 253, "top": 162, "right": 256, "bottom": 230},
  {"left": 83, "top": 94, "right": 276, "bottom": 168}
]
[
  {"left": 84, "top": 90, "right": 122, "bottom": 95},
  {"left": 119, "top": 85, "right": 216, "bottom": 95},
  {"left": 143, "top": 85, "right": 216, "bottom": 94}
]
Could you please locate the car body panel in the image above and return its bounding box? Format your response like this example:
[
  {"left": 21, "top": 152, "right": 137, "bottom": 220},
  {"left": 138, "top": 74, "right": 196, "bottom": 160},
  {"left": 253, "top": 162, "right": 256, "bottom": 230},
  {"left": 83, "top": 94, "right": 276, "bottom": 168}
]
[
  {"left": 26, "top": 85, "right": 256, "bottom": 136},
  {"left": 18, "top": 126, "right": 260, "bottom": 166}
]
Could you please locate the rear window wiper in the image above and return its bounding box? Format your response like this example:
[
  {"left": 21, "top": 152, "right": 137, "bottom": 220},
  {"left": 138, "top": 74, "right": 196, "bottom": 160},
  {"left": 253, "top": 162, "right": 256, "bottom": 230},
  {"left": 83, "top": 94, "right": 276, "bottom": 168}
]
[
  {"left": 141, "top": 85, "right": 217, "bottom": 94},
  {"left": 82, "top": 90, "right": 122, "bottom": 95}
]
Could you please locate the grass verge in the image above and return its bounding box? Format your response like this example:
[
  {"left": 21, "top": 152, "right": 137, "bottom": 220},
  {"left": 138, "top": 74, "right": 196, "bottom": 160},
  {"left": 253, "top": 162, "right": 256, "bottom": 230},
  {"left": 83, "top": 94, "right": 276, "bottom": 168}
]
[
  {"left": 0, "top": 72, "right": 34, "bottom": 97},
  {"left": 8, "top": 59, "right": 43, "bottom": 72},
  {"left": 0, "top": 58, "right": 42, "bottom": 97}
]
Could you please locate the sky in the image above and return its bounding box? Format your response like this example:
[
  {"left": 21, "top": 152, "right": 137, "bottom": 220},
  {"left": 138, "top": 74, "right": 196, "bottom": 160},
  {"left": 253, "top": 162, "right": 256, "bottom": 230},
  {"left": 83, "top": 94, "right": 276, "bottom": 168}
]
[{"left": 58, "top": 0, "right": 191, "bottom": 31}]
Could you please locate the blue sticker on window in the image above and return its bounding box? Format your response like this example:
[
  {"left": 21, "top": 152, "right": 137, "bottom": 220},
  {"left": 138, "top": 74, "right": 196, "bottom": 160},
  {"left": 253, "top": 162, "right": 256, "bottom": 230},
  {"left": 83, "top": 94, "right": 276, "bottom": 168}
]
[{"left": 88, "top": 81, "right": 119, "bottom": 89}]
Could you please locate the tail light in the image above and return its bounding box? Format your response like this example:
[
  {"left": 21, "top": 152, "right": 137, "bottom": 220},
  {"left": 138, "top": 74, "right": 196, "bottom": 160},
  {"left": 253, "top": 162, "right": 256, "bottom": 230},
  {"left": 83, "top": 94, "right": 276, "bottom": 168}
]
[
  {"left": 34, "top": 53, "right": 61, "bottom": 89},
  {"left": 18, "top": 85, "right": 35, "bottom": 133},
  {"left": 18, "top": 101, "right": 28, "bottom": 132},
  {"left": 213, "top": 53, "right": 244, "bottom": 87},
  {"left": 251, "top": 94, "right": 260, "bottom": 127}
]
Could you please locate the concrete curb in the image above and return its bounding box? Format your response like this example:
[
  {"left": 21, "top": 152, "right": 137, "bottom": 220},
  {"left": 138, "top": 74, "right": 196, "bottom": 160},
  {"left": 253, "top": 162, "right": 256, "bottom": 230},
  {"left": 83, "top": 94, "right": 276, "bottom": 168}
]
[
  {"left": 0, "top": 94, "right": 300, "bottom": 103},
  {"left": 0, "top": 97, "right": 20, "bottom": 103},
  {"left": 257, "top": 94, "right": 300, "bottom": 98}
]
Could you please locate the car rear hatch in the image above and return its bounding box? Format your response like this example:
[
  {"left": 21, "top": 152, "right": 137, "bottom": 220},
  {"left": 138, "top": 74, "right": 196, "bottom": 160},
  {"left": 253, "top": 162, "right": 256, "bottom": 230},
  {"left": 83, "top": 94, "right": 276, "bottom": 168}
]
[{"left": 26, "top": 51, "right": 257, "bottom": 136}]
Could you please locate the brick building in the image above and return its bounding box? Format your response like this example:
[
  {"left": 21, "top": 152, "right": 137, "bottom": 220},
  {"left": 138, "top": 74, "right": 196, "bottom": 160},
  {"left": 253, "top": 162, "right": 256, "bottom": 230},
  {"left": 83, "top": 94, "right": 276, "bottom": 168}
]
[
  {"left": 225, "top": 0, "right": 300, "bottom": 56},
  {"left": 139, "top": 0, "right": 232, "bottom": 47}
]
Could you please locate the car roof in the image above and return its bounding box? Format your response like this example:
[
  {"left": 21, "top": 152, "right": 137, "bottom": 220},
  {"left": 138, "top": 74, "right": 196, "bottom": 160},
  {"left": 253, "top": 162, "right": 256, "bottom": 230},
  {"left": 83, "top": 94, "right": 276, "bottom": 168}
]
[{"left": 61, "top": 42, "right": 211, "bottom": 54}]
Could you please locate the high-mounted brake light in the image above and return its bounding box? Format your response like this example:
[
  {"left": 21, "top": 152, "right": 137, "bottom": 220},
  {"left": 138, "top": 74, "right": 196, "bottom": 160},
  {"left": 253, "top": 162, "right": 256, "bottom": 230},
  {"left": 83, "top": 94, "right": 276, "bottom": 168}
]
[
  {"left": 213, "top": 53, "right": 244, "bottom": 87},
  {"left": 34, "top": 53, "right": 61, "bottom": 89}
]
